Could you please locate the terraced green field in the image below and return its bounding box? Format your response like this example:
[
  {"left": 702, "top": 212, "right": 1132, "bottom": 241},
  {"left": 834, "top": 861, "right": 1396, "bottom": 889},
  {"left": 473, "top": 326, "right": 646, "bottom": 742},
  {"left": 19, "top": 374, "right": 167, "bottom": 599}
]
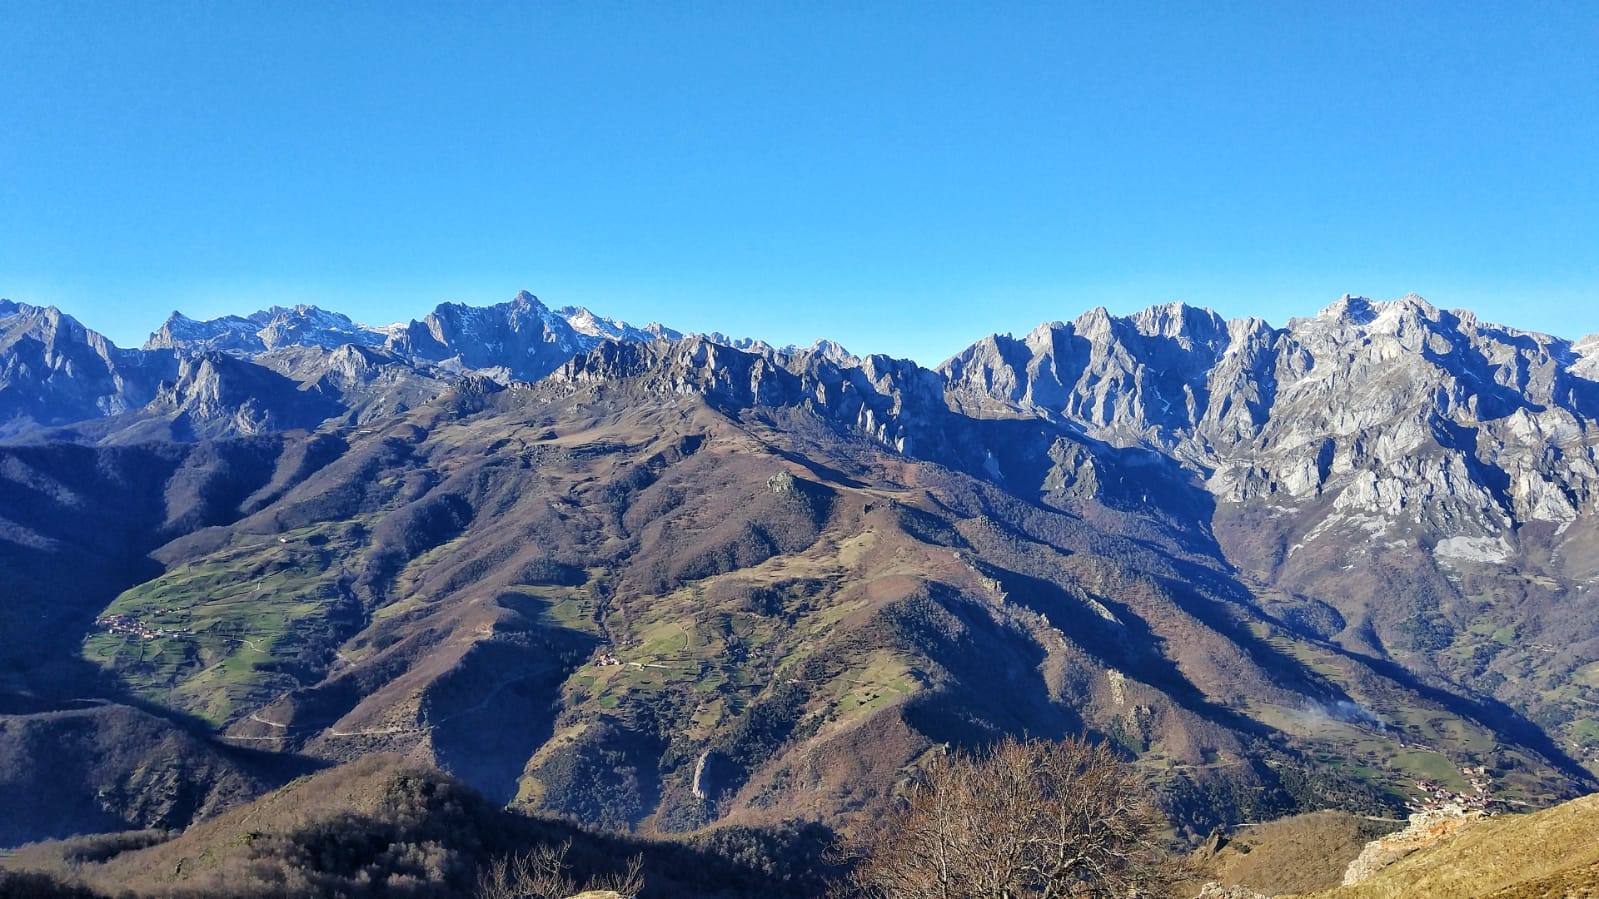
[{"left": 82, "top": 520, "right": 368, "bottom": 725}]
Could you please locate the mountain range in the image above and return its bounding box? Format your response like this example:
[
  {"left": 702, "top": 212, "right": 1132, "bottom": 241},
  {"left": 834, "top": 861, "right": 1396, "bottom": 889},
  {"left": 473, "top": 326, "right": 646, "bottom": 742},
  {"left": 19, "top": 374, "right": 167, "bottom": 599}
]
[{"left": 1, "top": 290, "right": 1596, "bottom": 851}]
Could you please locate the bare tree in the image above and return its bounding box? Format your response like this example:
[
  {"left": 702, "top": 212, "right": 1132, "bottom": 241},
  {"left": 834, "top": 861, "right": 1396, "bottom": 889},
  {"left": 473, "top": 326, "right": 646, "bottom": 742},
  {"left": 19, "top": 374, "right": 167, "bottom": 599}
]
[
  {"left": 849, "top": 736, "right": 1171, "bottom": 898},
  {"left": 477, "top": 839, "right": 644, "bottom": 899}
]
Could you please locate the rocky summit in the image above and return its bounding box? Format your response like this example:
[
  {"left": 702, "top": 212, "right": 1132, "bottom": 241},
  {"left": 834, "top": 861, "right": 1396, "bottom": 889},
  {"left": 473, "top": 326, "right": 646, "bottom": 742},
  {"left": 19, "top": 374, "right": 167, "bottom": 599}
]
[{"left": 1, "top": 291, "right": 1596, "bottom": 855}]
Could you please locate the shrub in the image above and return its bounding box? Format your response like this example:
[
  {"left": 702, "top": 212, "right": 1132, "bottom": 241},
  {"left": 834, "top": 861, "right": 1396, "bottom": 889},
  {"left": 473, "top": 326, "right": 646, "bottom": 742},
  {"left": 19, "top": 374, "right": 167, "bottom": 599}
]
[{"left": 848, "top": 736, "right": 1173, "bottom": 898}]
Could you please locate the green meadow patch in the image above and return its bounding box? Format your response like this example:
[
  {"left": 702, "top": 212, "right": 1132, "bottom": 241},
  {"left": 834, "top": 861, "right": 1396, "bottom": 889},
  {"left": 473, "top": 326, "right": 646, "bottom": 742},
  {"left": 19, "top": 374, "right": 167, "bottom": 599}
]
[{"left": 83, "top": 521, "right": 367, "bottom": 726}]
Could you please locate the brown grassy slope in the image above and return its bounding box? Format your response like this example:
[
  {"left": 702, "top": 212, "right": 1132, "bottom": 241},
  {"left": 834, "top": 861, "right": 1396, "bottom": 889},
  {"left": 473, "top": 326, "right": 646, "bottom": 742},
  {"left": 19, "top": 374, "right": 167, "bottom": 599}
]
[
  {"left": 65, "top": 375, "right": 1585, "bottom": 843},
  {"left": 1298, "top": 794, "right": 1599, "bottom": 899},
  {"left": 1481, "top": 862, "right": 1599, "bottom": 898},
  {"left": 212, "top": 388, "right": 1292, "bottom": 838},
  {"left": 1194, "top": 811, "right": 1400, "bottom": 896}
]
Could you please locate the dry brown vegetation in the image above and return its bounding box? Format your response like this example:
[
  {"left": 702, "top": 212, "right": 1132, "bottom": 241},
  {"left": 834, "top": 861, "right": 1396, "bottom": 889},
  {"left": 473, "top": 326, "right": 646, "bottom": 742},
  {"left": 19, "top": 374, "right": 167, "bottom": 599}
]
[
  {"left": 476, "top": 841, "right": 643, "bottom": 899},
  {"left": 847, "top": 736, "right": 1173, "bottom": 899},
  {"left": 1188, "top": 811, "right": 1399, "bottom": 896},
  {"left": 1302, "top": 794, "right": 1599, "bottom": 899}
]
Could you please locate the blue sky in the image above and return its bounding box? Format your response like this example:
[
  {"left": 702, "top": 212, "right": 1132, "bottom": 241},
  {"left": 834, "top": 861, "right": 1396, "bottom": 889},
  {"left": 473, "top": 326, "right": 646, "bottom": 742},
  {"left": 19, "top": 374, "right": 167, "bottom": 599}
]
[{"left": 3, "top": 2, "right": 1596, "bottom": 363}]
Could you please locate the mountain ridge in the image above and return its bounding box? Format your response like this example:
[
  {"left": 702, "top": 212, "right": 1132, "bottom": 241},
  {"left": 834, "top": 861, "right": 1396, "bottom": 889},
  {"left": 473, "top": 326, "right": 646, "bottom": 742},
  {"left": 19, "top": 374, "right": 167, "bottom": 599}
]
[{"left": 2, "top": 289, "right": 1597, "bottom": 851}]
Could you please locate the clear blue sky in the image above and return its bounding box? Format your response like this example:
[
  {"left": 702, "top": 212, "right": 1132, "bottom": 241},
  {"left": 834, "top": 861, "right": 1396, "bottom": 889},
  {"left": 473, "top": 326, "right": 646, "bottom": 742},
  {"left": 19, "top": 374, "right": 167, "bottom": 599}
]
[{"left": 3, "top": 2, "right": 1596, "bottom": 362}]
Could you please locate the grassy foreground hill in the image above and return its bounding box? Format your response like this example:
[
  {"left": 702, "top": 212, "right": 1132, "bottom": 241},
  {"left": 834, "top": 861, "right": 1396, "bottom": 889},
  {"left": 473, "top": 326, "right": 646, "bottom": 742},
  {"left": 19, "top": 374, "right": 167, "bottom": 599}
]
[
  {"left": 1192, "top": 793, "right": 1599, "bottom": 898},
  {"left": 1190, "top": 810, "right": 1402, "bottom": 896},
  {"left": 1299, "top": 793, "right": 1599, "bottom": 899}
]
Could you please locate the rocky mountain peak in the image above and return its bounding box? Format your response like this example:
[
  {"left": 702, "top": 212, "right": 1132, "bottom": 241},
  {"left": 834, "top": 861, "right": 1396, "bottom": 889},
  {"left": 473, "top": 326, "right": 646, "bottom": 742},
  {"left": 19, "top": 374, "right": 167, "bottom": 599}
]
[
  {"left": 555, "top": 305, "right": 686, "bottom": 344},
  {"left": 936, "top": 294, "right": 1599, "bottom": 544},
  {"left": 2, "top": 302, "right": 176, "bottom": 434},
  {"left": 1, "top": 300, "right": 87, "bottom": 347},
  {"left": 1021, "top": 320, "right": 1066, "bottom": 347},
  {"left": 1574, "top": 334, "right": 1599, "bottom": 380},
  {"left": 388, "top": 291, "right": 591, "bottom": 382},
  {"left": 547, "top": 335, "right": 801, "bottom": 410},
  {"left": 804, "top": 338, "right": 855, "bottom": 363},
  {"left": 1071, "top": 305, "right": 1116, "bottom": 338},
  {"left": 144, "top": 351, "right": 338, "bottom": 437},
  {"left": 146, "top": 304, "right": 388, "bottom": 354},
  {"left": 698, "top": 331, "right": 782, "bottom": 356},
  {"left": 1128, "top": 301, "right": 1228, "bottom": 345},
  {"left": 1315, "top": 293, "right": 1379, "bottom": 325}
]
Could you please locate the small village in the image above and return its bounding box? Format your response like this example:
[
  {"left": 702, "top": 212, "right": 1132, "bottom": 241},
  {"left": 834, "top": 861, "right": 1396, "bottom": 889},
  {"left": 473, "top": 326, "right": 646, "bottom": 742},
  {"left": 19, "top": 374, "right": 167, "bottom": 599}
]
[
  {"left": 1409, "top": 765, "right": 1496, "bottom": 815},
  {"left": 94, "top": 614, "right": 185, "bottom": 642}
]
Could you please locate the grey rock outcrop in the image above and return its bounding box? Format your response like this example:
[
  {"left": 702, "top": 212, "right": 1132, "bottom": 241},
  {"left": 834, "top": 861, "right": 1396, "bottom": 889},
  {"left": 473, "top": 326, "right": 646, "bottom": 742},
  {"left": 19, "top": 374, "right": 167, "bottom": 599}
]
[
  {"left": 1340, "top": 804, "right": 1489, "bottom": 886},
  {"left": 146, "top": 304, "right": 392, "bottom": 354},
  {"left": 941, "top": 294, "right": 1599, "bottom": 538},
  {"left": 0, "top": 299, "right": 176, "bottom": 435}
]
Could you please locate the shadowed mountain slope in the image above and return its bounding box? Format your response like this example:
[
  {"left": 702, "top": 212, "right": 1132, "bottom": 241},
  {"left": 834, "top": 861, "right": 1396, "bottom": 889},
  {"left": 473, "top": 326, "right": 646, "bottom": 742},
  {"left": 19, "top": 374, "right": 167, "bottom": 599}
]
[{"left": 3, "top": 756, "right": 836, "bottom": 898}]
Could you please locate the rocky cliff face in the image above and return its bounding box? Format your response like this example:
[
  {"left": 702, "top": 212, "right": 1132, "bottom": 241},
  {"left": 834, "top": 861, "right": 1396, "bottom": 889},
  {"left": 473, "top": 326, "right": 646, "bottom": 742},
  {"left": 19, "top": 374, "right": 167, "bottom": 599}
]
[
  {"left": 939, "top": 294, "right": 1599, "bottom": 774},
  {"left": 556, "top": 305, "right": 684, "bottom": 344},
  {"left": 942, "top": 294, "right": 1599, "bottom": 531},
  {"left": 140, "top": 352, "right": 343, "bottom": 439},
  {"left": 386, "top": 291, "right": 595, "bottom": 381},
  {"left": 1310, "top": 794, "right": 1599, "bottom": 898},
  {"left": 0, "top": 300, "right": 176, "bottom": 436},
  {"left": 545, "top": 337, "right": 938, "bottom": 453},
  {"left": 1339, "top": 804, "right": 1489, "bottom": 887},
  {"left": 146, "top": 305, "right": 394, "bottom": 354}
]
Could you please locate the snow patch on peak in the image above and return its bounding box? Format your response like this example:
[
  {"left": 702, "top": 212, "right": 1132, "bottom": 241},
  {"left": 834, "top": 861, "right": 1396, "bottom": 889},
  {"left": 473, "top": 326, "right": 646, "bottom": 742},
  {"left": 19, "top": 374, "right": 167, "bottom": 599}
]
[{"left": 553, "top": 306, "right": 682, "bottom": 344}]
